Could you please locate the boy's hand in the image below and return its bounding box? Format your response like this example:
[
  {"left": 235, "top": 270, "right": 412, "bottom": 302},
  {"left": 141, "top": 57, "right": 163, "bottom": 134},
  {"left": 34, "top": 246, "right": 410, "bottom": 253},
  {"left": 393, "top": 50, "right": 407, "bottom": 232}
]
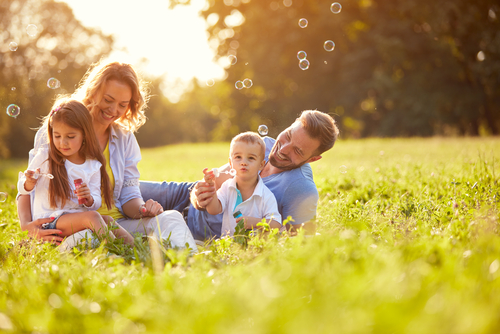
[
  {"left": 202, "top": 167, "right": 216, "bottom": 185},
  {"left": 74, "top": 182, "right": 93, "bottom": 206},
  {"left": 24, "top": 168, "right": 40, "bottom": 191}
]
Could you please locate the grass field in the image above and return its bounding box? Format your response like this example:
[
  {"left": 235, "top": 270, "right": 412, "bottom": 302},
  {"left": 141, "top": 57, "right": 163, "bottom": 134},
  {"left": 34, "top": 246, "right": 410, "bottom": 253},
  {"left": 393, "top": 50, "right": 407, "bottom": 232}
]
[{"left": 0, "top": 137, "right": 499, "bottom": 333}]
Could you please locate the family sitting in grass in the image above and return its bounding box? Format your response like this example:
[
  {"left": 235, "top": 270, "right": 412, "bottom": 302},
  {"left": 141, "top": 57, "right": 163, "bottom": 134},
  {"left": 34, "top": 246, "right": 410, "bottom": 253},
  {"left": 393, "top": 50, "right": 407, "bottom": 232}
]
[{"left": 17, "top": 60, "right": 339, "bottom": 251}]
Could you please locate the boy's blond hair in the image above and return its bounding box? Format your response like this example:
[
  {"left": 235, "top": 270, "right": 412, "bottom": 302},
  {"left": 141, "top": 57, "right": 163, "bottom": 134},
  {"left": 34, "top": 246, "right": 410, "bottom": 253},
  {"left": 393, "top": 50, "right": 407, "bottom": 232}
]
[{"left": 230, "top": 132, "right": 266, "bottom": 160}]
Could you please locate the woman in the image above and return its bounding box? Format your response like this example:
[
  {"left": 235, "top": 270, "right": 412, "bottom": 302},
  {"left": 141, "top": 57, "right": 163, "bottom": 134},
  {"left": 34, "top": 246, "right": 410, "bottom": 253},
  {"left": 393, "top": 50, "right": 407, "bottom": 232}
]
[{"left": 17, "top": 61, "right": 197, "bottom": 251}]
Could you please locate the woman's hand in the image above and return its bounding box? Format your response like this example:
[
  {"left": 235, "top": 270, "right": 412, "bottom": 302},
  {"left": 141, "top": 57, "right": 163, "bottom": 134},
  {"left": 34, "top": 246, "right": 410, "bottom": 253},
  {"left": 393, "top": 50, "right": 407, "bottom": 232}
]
[
  {"left": 21, "top": 217, "right": 64, "bottom": 244},
  {"left": 139, "top": 199, "right": 164, "bottom": 217},
  {"left": 75, "top": 182, "right": 93, "bottom": 206}
]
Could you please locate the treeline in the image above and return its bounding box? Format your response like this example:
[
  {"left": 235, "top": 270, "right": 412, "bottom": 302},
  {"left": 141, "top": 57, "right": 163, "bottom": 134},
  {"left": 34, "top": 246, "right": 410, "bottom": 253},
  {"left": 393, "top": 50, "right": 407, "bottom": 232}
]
[{"left": 1, "top": 0, "right": 499, "bottom": 158}]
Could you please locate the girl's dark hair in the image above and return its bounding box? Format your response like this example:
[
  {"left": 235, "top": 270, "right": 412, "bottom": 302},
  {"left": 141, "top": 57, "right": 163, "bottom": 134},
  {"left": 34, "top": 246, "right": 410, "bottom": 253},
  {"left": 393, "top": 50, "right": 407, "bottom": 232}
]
[{"left": 45, "top": 100, "right": 113, "bottom": 209}]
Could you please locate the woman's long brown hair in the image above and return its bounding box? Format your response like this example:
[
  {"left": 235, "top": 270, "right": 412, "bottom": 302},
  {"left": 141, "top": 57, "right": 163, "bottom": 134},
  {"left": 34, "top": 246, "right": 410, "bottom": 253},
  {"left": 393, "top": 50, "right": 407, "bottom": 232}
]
[{"left": 45, "top": 100, "right": 113, "bottom": 209}]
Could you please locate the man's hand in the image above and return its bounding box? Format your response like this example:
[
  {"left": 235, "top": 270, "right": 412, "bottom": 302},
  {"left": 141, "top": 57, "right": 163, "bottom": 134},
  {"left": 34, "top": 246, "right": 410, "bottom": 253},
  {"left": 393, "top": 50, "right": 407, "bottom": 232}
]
[
  {"left": 21, "top": 217, "right": 64, "bottom": 244},
  {"left": 190, "top": 176, "right": 216, "bottom": 210}
]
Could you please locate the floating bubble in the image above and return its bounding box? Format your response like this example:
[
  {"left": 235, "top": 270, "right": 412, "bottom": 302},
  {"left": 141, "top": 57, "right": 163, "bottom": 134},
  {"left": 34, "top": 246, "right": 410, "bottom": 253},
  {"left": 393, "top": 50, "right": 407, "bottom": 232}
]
[
  {"left": 298, "top": 18, "right": 308, "bottom": 28},
  {"left": 299, "top": 59, "right": 310, "bottom": 70},
  {"left": 11, "top": 87, "right": 16, "bottom": 91},
  {"left": 9, "top": 42, "right": 18, "bottom": 51},
  {"left": 206, "top": 79, "right": 215, "bottom": 87},
  {"left": 228, "top": 55, "right": 237, "bottom": 65},
  {"left": 324, "top": 40, "right": 335, "bottom": 52},
  {"left": 26, "top": 24, "right": 38, "bottom": 37},
  {"left": 6, "top": 104, "right": 20, "bottom": 118},
  {"left": 258, "top": 125, "right": 268, "bottom": 136},
  {"left": 0, "top": 192, "right": 7, "bottom": 203},
  {"left": 235, "top": 80, "right": 244, "bottom": 90},
  {"left": 229, "top": 169, "right": 237, "bottom": 177},
  {"left": 47, "top": 78, "right": 61, "bottom": 89},
  {"left": 243, "top": 78, "right": 253, "bottom": 88},
  {"left": 297, "top": 50, "right": 307, "bottom": 60},
  {"left": 330, "top": 2, "right": 342, "bottom": 14},
  {"left": 339, "top": 165, "right": 347, "bottom": 174}
]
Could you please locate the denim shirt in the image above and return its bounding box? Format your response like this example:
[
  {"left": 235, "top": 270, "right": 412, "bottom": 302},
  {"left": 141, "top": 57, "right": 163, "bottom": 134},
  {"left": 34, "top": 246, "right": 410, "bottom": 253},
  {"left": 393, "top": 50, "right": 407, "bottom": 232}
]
[
  {"left": 107, "top": 124, "right": 142, "bottom": 214},
  {"left": 22, "top": 123, "right": 142, "bottom": 219}
]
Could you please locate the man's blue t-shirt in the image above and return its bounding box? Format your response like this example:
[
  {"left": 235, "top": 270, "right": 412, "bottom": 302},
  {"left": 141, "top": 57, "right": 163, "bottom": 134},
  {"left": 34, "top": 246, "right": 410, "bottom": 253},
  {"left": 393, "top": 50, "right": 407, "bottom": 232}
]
[{"left": 186, "top": 137, "right": 319, "bottom": 240}]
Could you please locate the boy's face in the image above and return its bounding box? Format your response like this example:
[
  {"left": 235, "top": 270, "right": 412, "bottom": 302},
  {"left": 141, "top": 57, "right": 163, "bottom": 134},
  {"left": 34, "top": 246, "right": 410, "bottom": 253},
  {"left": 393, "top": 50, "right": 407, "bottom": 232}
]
[{"left": 229, "top": 141, "right": 265, "bottom": 180}]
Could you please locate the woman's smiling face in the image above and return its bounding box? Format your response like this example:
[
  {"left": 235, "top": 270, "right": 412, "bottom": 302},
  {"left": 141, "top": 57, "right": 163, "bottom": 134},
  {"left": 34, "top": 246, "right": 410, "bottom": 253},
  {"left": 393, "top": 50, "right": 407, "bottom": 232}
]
[{"left": 93, "top": 80, "right": 132, "bottom": 129}]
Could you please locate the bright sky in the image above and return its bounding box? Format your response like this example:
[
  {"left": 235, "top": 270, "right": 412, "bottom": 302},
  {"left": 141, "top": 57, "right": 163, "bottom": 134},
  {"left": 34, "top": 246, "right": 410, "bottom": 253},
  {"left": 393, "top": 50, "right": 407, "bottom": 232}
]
[{"left": 59, "top": 0, "right": 225, "bottom": 102}]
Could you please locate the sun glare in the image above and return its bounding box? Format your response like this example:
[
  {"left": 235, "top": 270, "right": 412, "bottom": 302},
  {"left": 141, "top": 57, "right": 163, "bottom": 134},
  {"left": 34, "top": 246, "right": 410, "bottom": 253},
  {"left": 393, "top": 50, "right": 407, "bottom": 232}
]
[{"left": 58, "top": 0, "right": 224, "bottom": 102}]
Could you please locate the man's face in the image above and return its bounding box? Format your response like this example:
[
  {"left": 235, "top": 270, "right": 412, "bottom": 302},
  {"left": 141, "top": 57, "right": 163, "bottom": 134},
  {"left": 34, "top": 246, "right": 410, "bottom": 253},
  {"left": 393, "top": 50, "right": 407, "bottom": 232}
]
[{"left": 268, "top": 123, "right": 322, "bottom": 171}]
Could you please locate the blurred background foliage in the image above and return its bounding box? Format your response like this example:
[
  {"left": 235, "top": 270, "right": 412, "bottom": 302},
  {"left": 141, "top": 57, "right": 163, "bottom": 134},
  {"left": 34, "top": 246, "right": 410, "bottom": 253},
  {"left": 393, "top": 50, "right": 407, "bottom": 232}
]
[{"left": 1, "top": 0, "right": 499, "bottom": 158}]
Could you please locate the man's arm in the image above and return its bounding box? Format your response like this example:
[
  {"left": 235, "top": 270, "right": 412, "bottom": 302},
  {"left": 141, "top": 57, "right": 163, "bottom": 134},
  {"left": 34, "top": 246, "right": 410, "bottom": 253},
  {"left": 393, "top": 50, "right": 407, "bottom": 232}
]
[{"left": 280, "top": 179, "right": 319, "bottom": 234}]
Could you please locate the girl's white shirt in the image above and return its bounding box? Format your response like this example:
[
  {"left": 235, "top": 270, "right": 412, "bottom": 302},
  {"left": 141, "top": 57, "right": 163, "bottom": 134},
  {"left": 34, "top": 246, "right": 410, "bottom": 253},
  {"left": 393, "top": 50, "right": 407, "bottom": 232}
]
[
  {"left": 17, "top": 147, "right": 102, "bottom": 220},
  {"left": 20, "top": 123, "right": 142, "bottom": 219}
]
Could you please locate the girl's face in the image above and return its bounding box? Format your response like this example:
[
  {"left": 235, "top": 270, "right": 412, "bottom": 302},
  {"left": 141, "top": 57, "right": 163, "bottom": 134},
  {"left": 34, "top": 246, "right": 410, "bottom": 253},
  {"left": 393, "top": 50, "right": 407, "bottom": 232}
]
[
  {"left": 52, "top": 120, "right": 84, "bottom": 163},
  {"left": 93, "top": 80, "right": 132, "bottom": 129}
]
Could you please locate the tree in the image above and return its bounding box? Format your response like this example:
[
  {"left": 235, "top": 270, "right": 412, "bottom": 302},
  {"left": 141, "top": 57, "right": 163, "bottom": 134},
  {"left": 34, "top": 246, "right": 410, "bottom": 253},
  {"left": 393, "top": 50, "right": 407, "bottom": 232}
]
[
  {"left": 0, "top": 0, "right": 112, "bottom": 158},
  {"left": 185, "top": 0, "right": 500, "bottom": 139}
]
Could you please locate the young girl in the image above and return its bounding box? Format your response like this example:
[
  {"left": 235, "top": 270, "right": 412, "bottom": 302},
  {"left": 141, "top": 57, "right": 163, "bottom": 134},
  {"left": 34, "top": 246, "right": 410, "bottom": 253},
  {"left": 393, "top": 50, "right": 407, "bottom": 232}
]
[{"left": 17, "top": 100, "right": 134, "bottom": 245}]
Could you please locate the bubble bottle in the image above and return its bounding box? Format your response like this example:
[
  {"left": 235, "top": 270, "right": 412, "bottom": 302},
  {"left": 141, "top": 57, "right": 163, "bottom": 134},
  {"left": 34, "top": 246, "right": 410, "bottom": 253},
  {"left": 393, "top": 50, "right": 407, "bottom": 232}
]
[{"left": 73, "top": 178, "right": 87, "bottom": 205}]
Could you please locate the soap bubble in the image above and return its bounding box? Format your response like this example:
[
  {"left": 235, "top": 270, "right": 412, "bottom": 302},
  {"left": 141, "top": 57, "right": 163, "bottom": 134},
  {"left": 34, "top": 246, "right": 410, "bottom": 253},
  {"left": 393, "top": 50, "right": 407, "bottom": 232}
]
[
  {"left": 228, "top": 55, "right": 237, "bottom": 65},
  {"left": 235, "top": 81, "right": 244, "bottom": 90},
  {"left": 0, "top": 192, "right": 7, "bottom": 202},
  {"left": 9, "top": 42, "right": 18, "bottom": 51},
  {"left": 297, "top": 51, "right": 307, "bottom": 60},
  {"left": 258, "top": 125, "right": 268, "bottom": 136},
  {"left": 299, "top": 59, "right": 310, "bottom": 70},
  {"left": 298, "top": 18, "right": 308, "bottom": 28},
  {"left": 26, "top": 24, "right": 38, "bottom": 37},
  {"left": 229, "top": 169, "right": 237, "bottom": 177},
  {"left": 324, "top": 40, "right": 335, "bottom": 52},
  {"left": 206, "top": 79, "right": 215, "bottom": 87},
  {"left": 243, "top": 78, "right": 253, "bottom": 88},
  {"left": 339, "top": 165, "right": 347, "bottom": 174},
  {"left": 47, "top": 78, "right": 61, "bottom": 89},
  {"left": 6, "top": 104, "right": 20, "bottom": 118},
  {"left": 330, "top": 2, "right": 342, "bottom": 14}
]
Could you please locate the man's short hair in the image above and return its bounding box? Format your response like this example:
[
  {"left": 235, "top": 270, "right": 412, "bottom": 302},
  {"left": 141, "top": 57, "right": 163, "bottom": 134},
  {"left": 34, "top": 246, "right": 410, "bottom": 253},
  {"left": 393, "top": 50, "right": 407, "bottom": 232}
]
[
  {"left": 230, "top": 132, "right": 266, "bottom": 159},
  {"left": 295, "top": 110, "right": 339, "bottom": 156}
]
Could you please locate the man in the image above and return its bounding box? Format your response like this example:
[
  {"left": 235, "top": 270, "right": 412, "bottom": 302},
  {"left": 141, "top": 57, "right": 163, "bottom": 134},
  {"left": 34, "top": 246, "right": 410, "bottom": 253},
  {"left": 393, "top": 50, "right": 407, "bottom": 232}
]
[{"left": 140, "top": 110, "right": 339, "bottom": 240}]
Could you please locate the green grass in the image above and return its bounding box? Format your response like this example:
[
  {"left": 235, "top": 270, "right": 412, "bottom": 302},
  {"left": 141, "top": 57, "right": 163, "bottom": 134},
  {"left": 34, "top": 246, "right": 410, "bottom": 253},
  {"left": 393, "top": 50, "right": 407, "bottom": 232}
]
[{"left": 1, "top": 137, "right": 499, "bottom": 333}]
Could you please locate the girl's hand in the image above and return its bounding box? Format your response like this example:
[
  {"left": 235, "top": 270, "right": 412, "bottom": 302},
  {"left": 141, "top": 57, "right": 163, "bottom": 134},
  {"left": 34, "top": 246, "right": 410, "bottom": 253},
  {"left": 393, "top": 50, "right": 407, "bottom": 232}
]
[
  {"left": 139, "top": 199, "right": 164, "bottom": 218},
  {"left": 75, "top": 182, "right": 94, "bottom": 206},
  {"left": 202, "top": 167, "right": 215, "bottom": 185},
  {"left": 24, "top": 168, "right": 40, "bottom": 191}
]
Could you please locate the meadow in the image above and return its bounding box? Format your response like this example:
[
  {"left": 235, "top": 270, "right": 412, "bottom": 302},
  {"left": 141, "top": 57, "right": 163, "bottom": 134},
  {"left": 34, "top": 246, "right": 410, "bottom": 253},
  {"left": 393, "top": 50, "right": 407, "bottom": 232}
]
[{"left": 0, "top": 137, "right": 499, "bottom": 334}]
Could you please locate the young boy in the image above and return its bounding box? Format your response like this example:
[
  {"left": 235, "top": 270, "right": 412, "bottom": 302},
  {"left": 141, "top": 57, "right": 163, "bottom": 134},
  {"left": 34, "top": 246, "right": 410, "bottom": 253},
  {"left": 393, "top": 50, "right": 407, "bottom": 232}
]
[{"left": 203, "top": 132, "right": 281, "bottom": 236}]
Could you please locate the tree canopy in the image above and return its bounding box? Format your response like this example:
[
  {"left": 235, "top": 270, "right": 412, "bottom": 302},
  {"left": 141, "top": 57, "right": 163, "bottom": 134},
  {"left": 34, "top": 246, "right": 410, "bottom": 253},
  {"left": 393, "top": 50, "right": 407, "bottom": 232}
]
[{"left": 0, "top": 0, "right": 112, "bottom": 158}]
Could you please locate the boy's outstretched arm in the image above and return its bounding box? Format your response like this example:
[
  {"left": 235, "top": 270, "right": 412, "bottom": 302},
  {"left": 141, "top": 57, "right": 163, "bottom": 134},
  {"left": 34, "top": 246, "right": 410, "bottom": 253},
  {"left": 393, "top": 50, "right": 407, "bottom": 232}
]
[{"left": 201, "top": 168, "right": 223, "bottom": 216}]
